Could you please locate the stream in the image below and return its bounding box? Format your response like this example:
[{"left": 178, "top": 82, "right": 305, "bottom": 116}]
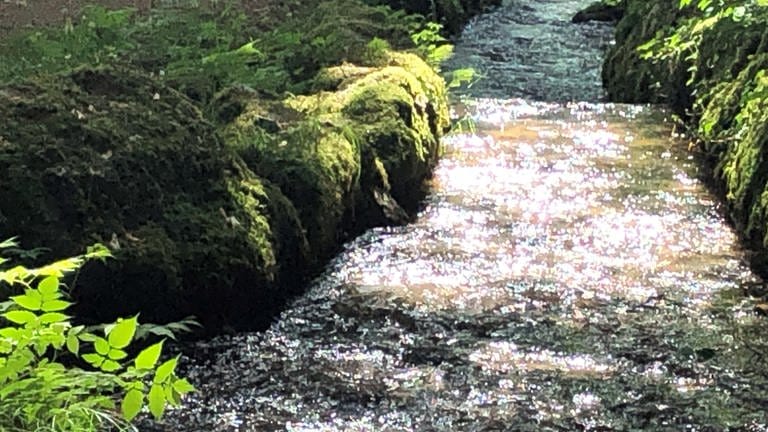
[{"left": 151, "top": 0, "right": 768, "bottom": 430}]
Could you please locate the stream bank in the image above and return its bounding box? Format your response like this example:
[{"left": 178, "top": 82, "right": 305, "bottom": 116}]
[
  {"left": 0, "top": 0, "right": 498, "bottom": 333},
  {"left": 597, "top": 0, "right": 768, "bottom": 276}
]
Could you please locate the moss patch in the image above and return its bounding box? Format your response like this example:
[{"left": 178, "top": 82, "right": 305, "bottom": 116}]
[
  {"left": 214, "top": 51, "right": 449, "bottom": 258},
  {"left": 0, "top": 67, "right": 308, "bottom": 331}
]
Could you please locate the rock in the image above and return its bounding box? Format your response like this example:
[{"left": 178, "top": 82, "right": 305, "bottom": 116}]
[
  {"left": 572, "top": 1, "right": 625, "bottom": 23},
  {"left": 0, "top": 67, "right": 309, "bottom": 332},
  {"left": 216, "top": 51, "right": 449, "bottom": 257}
]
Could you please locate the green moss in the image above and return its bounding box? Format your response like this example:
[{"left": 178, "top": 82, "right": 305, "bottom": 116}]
[
  {"left": 0, "top": 67, "right": 308, "bottom": 331},
  {"left": 292, "top": 51, "right": 448, "bottom": 209},
  {"left": 602, "top": 1, "right": 689, "bottom": 105},
  {"left": 215, "top": 50, "right": 448, "bottom": 257}
]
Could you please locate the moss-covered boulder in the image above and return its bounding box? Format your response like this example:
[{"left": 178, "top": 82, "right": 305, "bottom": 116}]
[
  {"left": 0, "top": 67, "right": 309, "bottom": 331},
  {"left": 211, "top": 51, "right": 449, "bottom": 259},
  {"left": 601, "top": 1, "right": 694, "bottom": 108}
]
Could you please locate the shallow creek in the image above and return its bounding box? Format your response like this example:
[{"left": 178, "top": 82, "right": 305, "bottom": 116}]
[{"left": 151, "top": 1, "right": 768, "bottom": 430}]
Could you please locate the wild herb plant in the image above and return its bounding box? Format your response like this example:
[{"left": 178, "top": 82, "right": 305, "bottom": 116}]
[{"left": 0, "top": 238, "right": 194, "bottom": 432}]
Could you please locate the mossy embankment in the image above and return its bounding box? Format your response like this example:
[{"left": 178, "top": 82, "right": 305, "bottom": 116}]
[
  {"left": 591, "top": 1, "right": 768, "bottom": 274},
  {"left": 0, "top": 0, "right": 499, "bottom": 333}
]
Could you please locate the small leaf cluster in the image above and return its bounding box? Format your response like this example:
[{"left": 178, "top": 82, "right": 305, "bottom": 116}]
[
  {"left": 638, "top": 0, "right": 768, "bottom": 68},
  {"left": 0, "top": 238, "right": 194, "bottom": 431}
]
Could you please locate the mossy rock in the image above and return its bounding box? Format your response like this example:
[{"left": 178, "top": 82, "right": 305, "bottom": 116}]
[
  {"left": 212, "top": 88, "right": 361, "bottom": 260},
  {"left": 602, "top": 1, "right": 690, "bottom": 107},
  {"left": 213, "top": 51, "right": 449, "bottom": 258},
  {"left": 292, "top": 51, "right": 449, "bottom": 212},
  {"left": 0, "top": 67, "right": 309, "bottom": 331},
  {"left": 572, "top": 1, "right": 625, "bottom": 23},
  {"left": 699, "top": 54, "right": 768, "bottom": 247}
]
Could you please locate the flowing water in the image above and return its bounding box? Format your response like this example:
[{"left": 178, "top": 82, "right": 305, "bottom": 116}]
[{"left": 153, "top": 1, "right": 768, "bottom": 430}]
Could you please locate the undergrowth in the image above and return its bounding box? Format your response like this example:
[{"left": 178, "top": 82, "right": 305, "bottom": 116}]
[
  {"left": 0, "top": 0, "right": 457, "bottom": 103},
  {"left": 0, "top": 238, "right": 195, "bottom": 432}
]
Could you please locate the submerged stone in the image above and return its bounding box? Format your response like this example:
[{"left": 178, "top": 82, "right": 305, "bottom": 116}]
[{"left": 572, "top": 1, "right": 625, "bottom": 23}]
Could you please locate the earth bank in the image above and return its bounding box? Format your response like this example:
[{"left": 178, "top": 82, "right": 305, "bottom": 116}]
[
  {"left": 0, "top": 0, "right": 499, "bottom": 333},
  {"left": 591, "top": 1, "right": 768, "bottom": 275}
]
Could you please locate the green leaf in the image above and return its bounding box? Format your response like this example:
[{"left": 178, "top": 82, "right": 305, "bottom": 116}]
[
  {"left": 101, "top": 359, "right": 121, "bottom": 372},
  {"left": 121, "top": 389, "right": 144, "bottom": 421},
  {"left": 37, "top": 276, "right": 59, "bottom": 297},
  {"left": 167, "top": 384, "right": 184, "bottom": 405},
  {"left": 148, "top": 384, "right": 166, "bottom": 419},
  {"left": 41, "top": 300, "right": 70, "bottom": 312},
  {"left": 78, "top": 332, "right": 97, "bottom": 342},
  {"left": 66, "top": 332, "right": 80, "bottom": 355},
  {"left": 147, "top": 326, "right": 178, "bottom": 340},
  {"left": 31, "top": 257, "right": 83, "bottom": 278},
  {"left": 108, "top": 316, "right": 137, "bottom": 349},
  {"left": 108, "top": 348, "right": 128, "bottom": 360},
  {"left": 3, "top": 310, "right": 38, "bottom": 325},
  {"left": 172, "top": 378, "right": 195, "bottom": 394},
  {"left": 0, "top": 327, "right": 19, "bottom": 339},
  {"left": 11, "top": 293, "right": 42, "bottom": 311},
  {"left": 94, "top": 337, "right": 110, "bottom": 356},
  {"left": 154, "top": 356, "right": 178, "bottom": 384},
  {"left": 0, "top": 300, "right": 13, "bottom": 312},
  {"left": 135, "top": 341, "right": 163, "bottom": 370},
  {"left": 0, "top": 237, "right": 18, "bottom": 249},
  {"left": 39, "top": 312, "right": 69, "bottom": 324},
  {"left": 82, "top": 353, "right": 104, "bottom": 367}
]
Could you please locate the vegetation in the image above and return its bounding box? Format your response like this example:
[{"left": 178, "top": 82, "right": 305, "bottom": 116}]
[
  {"left": 0, "top": 1, "right": 446, "bottom": 102},
  {"left": 0, "top": 239, "right": 194, "bottom": 431}
]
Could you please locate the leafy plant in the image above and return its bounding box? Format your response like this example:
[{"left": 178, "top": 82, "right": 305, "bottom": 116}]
[
  {"left": 638, "top": 0, "right": 768, "bottom": 70},
  {"left": 0, "top": 239, "right": 194, "bottom": 431},
  {"left": 411, "top": 21, "right": 454, "bottom": 68}
]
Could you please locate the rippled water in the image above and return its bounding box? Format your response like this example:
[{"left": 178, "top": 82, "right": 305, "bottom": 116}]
[{"left": 150, "top": 1, "right": 768, "bottom": 430}]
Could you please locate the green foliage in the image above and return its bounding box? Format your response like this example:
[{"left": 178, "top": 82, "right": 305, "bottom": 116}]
[
  {"left": 411, "top": 21, "right": 454, "bottom": 68},
  {"left": 0, "top": 0, "right": 445, "bottom": 101},
  {"left": 637, "top": 0, "right": 768, "bottom": 81},
  {"left": 364, "top": 37, "right": 392, "bottom": 65},
  {"left": 0, "top": 239, "right": 194, "bottom": 431}
]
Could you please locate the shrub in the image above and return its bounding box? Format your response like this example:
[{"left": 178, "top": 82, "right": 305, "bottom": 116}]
[{"left": 0, "top": 238, "right": 194, "bottom": 432}]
